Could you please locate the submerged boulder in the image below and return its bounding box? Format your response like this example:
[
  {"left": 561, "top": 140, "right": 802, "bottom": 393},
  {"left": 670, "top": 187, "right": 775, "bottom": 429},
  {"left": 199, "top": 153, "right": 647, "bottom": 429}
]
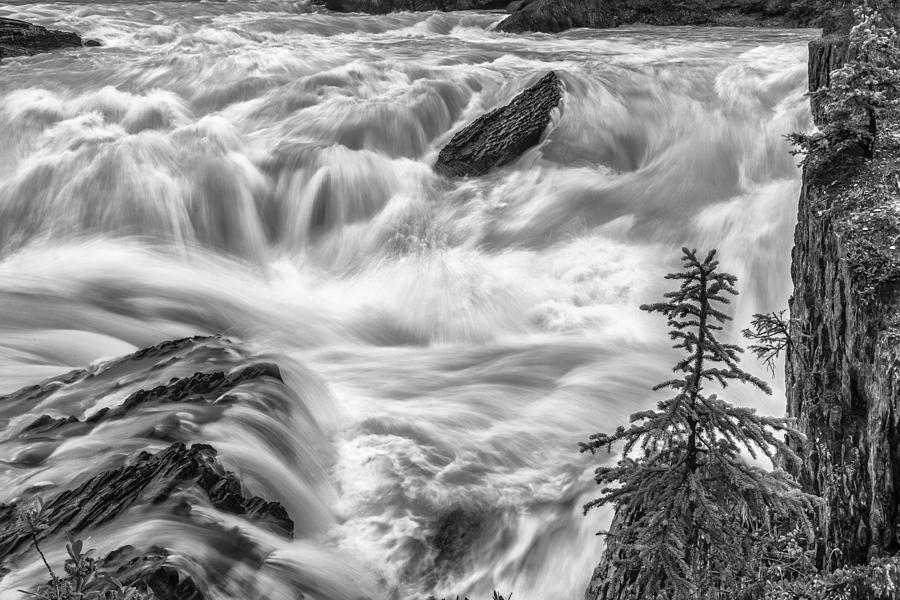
[
  {"left": 434, "top": 71, "right": 562, "bottom": 178},
  {"left": 0, "top": 17, "right": 99, "bottom": 60}
]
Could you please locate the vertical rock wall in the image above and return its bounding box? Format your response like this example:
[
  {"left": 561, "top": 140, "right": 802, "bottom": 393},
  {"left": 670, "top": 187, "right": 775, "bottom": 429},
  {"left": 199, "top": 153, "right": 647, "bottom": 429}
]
[{"left": 786, "top": 30, "right": 900, "bottom": 567}]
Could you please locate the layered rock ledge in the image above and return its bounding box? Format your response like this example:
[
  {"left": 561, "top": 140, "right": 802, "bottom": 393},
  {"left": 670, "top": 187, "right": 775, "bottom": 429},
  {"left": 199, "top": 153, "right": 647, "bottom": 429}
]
[
  {"left": 434, "top": 71, "right": 562, "bottom": 178},
  {"left": 0, "top": 17, "right": 98, "bottom": 60},
  {"left": 0, "top": 336, "right": 297, "bottom": 599}
]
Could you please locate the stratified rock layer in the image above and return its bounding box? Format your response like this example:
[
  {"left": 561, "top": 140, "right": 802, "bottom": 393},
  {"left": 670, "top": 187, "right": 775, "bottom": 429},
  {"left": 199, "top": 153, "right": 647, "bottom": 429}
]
[
  {"left": 434, "top": 71, "right": 562, "bottom": 178},
  {"left": 786, "top": 159, "right": 900, "bottom": 567},
  {"left": 0, "top": 17, "right": 97, "bottom": 59},
  {"left": 496, "top": 0, "right": 850, "bottom": 34},
  {"left": 0, "top": 336, "right": 298, "bottom": 599}
]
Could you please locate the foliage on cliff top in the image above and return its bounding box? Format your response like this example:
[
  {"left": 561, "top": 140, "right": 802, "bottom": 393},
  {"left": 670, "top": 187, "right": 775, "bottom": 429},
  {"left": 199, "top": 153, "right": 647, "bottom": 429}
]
[
  {"left": 580, "top": 248, "right": 818, "bottom": 600},
  {"left": 789, "top": 4, "right": 899, "bottom": 174}
]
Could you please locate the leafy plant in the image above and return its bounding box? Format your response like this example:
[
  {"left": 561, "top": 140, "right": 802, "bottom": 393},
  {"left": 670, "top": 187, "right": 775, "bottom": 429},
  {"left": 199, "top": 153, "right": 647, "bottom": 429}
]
[
  {"left": 788, "top": 4, "right": 900, "bottom": 165},
  {"left": 15, "top": 500, "right": 154, "bottom": 600},
  {"left": 765, "top": 554, "right": 900, "bottom": 600},
  {"left": 580, "top": 248, "right": 819, "bottom": 600}
]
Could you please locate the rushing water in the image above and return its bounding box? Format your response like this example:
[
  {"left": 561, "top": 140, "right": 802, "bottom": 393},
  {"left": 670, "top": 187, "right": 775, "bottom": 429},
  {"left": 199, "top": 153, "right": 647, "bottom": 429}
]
[{"left": 0, "top": 4, "right": 816, "bottom": 599}]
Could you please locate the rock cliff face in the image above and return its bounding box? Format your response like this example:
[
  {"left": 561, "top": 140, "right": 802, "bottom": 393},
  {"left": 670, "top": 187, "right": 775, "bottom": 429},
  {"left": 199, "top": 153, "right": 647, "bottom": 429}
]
[
  {"left": 434, "top": 71, "right": 562, "bottom": 177},
  {"left": 0, "top": 17, "right": 98, "bottom": 60},
  {"left": 785, "top": 32, "right": 900, "bottom": 567}
]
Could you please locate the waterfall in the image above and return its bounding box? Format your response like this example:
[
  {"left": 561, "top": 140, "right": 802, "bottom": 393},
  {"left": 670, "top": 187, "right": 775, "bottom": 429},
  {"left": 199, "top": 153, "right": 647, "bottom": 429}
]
[{"left": 0, "top": 4, "right": 816, "bottom": 598}]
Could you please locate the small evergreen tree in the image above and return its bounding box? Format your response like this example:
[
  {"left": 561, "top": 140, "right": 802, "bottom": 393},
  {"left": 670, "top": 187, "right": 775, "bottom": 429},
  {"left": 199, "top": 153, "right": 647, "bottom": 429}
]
[
  {"left": 580, "top": 248, "right": 817, "bottom": 600},
  {"left": 788, "top": 4, "right": 900, "bottom": 164}
]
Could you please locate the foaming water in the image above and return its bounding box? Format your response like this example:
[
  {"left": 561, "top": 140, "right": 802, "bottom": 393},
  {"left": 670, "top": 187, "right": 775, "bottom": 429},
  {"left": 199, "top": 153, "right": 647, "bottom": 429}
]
[{"left": 0, "top": 3, "right": 815, "bottom": 599}]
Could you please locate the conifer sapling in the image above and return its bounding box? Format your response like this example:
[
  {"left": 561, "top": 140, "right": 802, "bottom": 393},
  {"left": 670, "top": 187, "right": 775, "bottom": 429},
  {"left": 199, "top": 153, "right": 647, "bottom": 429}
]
[{"left": 580, "top": 248, "right": 817, "bottom": 599}]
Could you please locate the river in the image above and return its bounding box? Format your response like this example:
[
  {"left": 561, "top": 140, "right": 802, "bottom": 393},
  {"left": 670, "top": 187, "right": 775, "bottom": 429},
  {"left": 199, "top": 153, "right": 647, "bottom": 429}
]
[{"left": 0, "top": 4, "right": 816, "bottom": 599}]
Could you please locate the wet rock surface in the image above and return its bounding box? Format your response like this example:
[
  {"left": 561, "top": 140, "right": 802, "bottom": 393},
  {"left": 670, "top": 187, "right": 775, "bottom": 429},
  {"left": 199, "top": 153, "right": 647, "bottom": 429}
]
[
  {"left": 497, "top": 0, "right": 850, "bottom": 34},
  {"left": 434, "top": 71, "right": 562, "bottom": 178},
  {"left": 785, "top": 19, "right": 900, "bottom": 568},
  {"left": 0, "top": 442, "right": 294, "bottom": 557},
  {"left": 0, "top": 17, "right": 98, "bottom": 60},
  {"left": 496, "top": 0, "right": 617, "bottom": 33},
  {"left": 0, "top": 336, "right": 299, "bottom": 599},
  {"left": 20, "top": 362, "right": 282, "bottom": 438}
]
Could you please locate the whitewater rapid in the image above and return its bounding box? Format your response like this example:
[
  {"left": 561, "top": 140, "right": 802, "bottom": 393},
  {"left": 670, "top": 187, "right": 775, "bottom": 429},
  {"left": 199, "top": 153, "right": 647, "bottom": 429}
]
[{"left": 0, "top": 3, "right": 815, "bottom": 599}]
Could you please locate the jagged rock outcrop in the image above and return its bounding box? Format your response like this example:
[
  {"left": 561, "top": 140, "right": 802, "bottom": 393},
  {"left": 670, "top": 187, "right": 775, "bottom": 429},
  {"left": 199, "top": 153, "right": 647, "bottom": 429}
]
[
  {"left": 0, "top": 17, "right": 98, "bottom": 60},
  {"left": 0, "top": 336, "right": 302, "bottom": 599},
  {"left": 786, "top": 147, "right": 900, "bottom": 568},
  {"left": 807, "top": 34, "right": 851, "bottom": 124},
  {"left": 434, "top": 71, "right": 561, "bottom": 177},
  {"left": 0, "top": 443, "right": 294, "bottom": 598}
]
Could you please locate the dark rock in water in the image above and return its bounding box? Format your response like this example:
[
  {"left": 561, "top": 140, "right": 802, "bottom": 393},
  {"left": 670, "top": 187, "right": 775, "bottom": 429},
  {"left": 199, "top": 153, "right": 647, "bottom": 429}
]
[
  {"left": 430, "top": 507, "right": 495, "bottom": 575},
  {"left": 320, "top": 0, "right": 507, "bottom": 13},
  {"left": 496, "top": 0, "right": 617, "bottom": 33},
  {"left": 18, "top": 362, "right": 281, "bottom": 438},
  {"left": 434, "top": 71, "right": 562, "bottom": 178},
  {"left": 0, "top": 17, "right": 98, "bottom": 60},
  {"left": 106, "top": 547, "right": 206, "bottom": 600}
]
